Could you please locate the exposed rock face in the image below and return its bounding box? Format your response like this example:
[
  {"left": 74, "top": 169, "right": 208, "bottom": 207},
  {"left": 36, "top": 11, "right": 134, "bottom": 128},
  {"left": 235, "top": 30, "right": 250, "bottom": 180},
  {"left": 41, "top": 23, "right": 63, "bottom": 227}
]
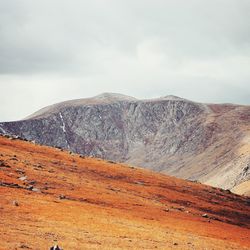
[{"left": 0, "top": 93, "right": 249, "bottom": 190}]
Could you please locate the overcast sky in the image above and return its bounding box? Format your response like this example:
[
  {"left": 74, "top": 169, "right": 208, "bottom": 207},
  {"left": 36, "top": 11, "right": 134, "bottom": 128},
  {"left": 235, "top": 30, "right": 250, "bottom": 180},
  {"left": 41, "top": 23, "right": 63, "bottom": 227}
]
[{"left": 0, "top": 0, "right": 250, "bottom": 121}]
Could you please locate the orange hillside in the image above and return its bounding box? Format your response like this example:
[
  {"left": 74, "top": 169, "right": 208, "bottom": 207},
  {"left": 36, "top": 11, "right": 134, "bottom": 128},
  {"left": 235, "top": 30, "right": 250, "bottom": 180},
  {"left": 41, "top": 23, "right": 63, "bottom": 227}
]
[{"left": 0, "top": 135, "right": 249, "bottom": 249}]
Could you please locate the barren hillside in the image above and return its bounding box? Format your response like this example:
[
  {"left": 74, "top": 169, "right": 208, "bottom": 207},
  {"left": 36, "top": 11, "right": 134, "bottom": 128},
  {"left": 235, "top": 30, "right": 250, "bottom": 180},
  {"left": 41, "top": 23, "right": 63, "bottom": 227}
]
[{"left": 0, "top": 135, "right": 250, "bottom": 249}]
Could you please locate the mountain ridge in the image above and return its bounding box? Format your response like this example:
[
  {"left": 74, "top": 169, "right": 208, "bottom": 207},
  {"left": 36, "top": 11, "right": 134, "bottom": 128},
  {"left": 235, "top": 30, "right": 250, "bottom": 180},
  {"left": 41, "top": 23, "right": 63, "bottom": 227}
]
[
  {"left": 0, "top": 93, "right": 249, "bottom": 191},
  {"left": 25, "top": 93, "right": 197, "bottom": 120}
]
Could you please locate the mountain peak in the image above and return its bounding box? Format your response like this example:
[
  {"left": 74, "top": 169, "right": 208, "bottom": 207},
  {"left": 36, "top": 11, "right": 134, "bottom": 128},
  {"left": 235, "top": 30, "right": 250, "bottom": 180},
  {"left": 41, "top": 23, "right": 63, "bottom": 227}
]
[
  {"left": 93, "top": 92, "right": 137, "bottom": 101},
  {"left": 162, "top": 95, "right": 184, "bottom": 100}
]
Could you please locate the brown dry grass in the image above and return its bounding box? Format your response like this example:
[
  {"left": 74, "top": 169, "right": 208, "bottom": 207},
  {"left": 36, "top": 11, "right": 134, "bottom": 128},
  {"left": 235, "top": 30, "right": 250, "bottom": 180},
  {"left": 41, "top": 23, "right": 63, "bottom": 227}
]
[{"left": 0, "top": 136, "right": 249, "bottom": 249}]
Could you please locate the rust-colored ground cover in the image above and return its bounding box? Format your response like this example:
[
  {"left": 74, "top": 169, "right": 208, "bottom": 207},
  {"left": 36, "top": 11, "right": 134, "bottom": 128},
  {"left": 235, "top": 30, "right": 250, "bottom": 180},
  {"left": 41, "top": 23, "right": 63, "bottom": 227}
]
[{"left": 0, "top": 136, "right": 249, "bottom": 249}]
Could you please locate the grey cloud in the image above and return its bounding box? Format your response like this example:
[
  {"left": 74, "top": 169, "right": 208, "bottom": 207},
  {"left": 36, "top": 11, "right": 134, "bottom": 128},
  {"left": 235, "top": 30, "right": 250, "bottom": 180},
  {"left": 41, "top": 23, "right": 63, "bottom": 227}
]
[
  {"left": 1, "top": 0, "right": 249, "bottom": 73},
  {"left": 0, "top": 0, "right": 249, "bottom": 121}
]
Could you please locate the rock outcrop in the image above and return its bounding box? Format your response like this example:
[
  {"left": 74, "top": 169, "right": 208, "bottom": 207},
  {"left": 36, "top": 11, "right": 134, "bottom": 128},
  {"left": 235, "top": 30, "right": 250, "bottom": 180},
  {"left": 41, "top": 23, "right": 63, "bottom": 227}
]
[{"left": 0, "top": 93, "right": 249, "bottom": 190}]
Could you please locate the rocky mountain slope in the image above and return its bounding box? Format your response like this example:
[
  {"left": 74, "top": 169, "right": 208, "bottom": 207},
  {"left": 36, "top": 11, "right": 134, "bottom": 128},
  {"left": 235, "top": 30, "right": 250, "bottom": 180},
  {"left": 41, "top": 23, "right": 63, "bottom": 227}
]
[
  {"left": 0, "top": 135, "right": 249, "bottom": 249},
  {"left": 0, "top": 93, "right": 249, "bottom": 191}
]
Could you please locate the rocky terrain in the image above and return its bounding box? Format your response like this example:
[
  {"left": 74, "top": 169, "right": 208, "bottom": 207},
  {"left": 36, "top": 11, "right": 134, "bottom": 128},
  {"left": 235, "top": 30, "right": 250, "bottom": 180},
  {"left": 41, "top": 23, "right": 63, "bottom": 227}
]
[
  {"left": 0, "top": 93, "right": 249, "bottom": 191},
  {"left": 0, "top": 135, "right": 250, "bottom": 249}
]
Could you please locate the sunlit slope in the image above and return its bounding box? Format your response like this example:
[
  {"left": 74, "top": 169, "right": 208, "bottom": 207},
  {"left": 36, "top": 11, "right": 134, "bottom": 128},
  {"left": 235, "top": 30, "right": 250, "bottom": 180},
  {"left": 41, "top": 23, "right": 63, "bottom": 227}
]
[{"left": 0, "top": 136, "right": 249, "bottom": 249}]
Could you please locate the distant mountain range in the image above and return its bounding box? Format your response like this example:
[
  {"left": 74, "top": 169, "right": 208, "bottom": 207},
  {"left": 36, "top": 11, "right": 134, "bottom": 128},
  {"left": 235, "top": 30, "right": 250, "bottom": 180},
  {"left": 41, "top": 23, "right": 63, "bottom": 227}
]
[{"left": 0, "top": 93, "right": 249, "bottom": 192}]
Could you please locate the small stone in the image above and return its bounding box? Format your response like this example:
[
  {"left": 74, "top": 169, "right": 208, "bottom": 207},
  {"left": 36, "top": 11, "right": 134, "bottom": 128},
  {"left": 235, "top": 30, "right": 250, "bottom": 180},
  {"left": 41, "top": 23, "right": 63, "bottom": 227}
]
[
  {"left": 202, "top": 213, "right": 209, "bottom": 218},
  {"left": 20, "top": 244, "right": 30, "bottom": 249},
  {"left": 27, "top": 185, "right": 33, "bottom": 190},
  {"left": 19, "top": 176, "right": 27, "bottom": 181},
  {"left": 173, "top": 243, "right": 178, "bottom": 246},
  {"left": 13, "top": 200, "right": 19, "bottom": 206},
  {"left": 29, "top": 181, "right": 36, "bottom": 185},
  {"left": 16, "top": 169, "right": 25, "bottom": 174},
  {"left": 134, "top": 181, "right": 145, "bottom": 186},
  {"left": 32, "top": 187, "right": 40, "bottom": 192},
  {"left": 59, "top": 195, "right": 66, "bottom": 199},
  {"left": 10, "top": 157, "right": 18, "bottom": 161},
  {"left": 50, "top": 245, "right": 63, "bottom": 250}
]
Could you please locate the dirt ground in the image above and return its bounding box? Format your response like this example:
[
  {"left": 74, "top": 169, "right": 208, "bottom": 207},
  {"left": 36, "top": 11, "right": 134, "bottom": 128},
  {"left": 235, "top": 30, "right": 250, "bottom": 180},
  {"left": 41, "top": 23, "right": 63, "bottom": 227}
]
[{"left": 0, "top": 136, "right": 249, "bottom": 249}]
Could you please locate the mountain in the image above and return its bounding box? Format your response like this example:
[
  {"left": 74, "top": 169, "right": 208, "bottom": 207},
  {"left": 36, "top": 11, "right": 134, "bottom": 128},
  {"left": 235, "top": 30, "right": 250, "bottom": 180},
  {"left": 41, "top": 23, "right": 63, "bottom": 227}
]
[
  {"left": 0, "top": 135, "right": 249, "bottom": 249},
  {"left": 232, "top": 180, "right": 250, "bottom": 196},
  {"left": 0, "top": 93, "right": 249, "bottom": 191}
]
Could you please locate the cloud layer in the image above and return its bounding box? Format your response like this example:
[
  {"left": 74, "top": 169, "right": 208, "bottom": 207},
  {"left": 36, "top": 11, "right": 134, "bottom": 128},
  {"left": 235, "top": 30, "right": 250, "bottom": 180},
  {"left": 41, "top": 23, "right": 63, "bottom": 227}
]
[{"left": 0, "top": 0, "right": 250, "bottom": 121}]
